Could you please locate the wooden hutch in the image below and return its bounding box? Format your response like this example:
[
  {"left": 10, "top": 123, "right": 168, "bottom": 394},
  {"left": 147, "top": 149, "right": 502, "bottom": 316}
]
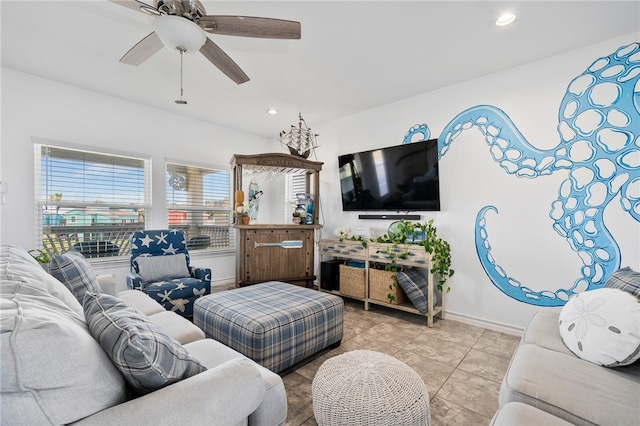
[{"left": 230, "top": 153, "right": 323, "bottom": 287}]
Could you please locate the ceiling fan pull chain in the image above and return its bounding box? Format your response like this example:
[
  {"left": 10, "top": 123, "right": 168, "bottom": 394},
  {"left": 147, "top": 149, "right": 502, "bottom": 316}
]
[{"left": 176, "top": 46, "right": 187, "bottom": 105}]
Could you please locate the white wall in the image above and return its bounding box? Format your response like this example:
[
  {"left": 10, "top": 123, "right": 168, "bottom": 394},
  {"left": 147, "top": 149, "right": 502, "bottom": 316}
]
[
  {"left": 2, "top": 34, "right": 638, "bottom": 331},
  {"left": 0, "top": 68, "right": 269, "bottom": 291},
  {"left": 309, "top": 34, "right": 640, "bottom": 331}
]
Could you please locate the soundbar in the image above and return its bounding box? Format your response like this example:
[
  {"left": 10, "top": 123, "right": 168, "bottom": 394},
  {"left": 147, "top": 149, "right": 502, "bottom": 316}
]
[{"left": 358, "top": 214, "right": 421, "bottom": 220}]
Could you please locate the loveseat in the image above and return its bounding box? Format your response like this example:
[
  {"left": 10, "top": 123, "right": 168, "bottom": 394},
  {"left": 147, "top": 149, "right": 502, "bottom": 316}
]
[
  {"left": 0, "top": 245, "right": 287, "bottom": 425},
  {"left": 492, "top": 269, "right": 640, "bottom": 425}
]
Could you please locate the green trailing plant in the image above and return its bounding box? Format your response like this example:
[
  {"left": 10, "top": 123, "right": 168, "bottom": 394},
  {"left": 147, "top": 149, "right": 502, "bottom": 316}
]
[
  {"left": 374, "top": 219, "right": 454, "bottom": 292},
  {"left": 347, "top": 234, "right": 368, "bottom": 248},
  {"left": 383, "top": 263, "right": 400, "bottom": 303},
  {"left": 28, "top": 248, "right": 55, "bottom": 264},
  {"left": 369, "top": 242, "right": 407, "bottom": 304}
]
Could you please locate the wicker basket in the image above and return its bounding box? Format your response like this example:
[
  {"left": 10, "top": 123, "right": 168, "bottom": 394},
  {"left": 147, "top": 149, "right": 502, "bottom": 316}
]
[
  {"left": 369, "top": 268, "right": 405, "bottom": 305},
  {"left": 339, "top": 264, "right": 366, "bottom": 298}
]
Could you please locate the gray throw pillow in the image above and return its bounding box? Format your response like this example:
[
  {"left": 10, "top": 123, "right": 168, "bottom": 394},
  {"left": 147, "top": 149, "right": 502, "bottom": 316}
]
[
  {"left": 83, "top": 292, "right": 206, "bottom": 395},
  {"left": 604, "top": 267, "right": 640, "bottom": 298},
  {"left": 48, "top": 249, "right": 101, "bottom": 305},
  {"left": 136, "top": 253, "right": 190, "bottom": 283}
]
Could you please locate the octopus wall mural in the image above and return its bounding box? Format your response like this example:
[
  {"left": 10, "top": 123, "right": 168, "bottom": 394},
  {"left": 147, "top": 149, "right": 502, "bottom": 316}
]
[{"left": 405, "top": 42, "right": 640, "bottom": 307}]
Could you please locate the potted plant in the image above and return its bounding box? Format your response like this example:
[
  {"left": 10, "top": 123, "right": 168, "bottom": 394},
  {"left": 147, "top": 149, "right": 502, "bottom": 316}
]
[
  {"left": 29, "top": 248, "right": 53, "bottom": 263},
  {"left": 333, "top": 227, "right": 351, "bottom": 242},
  {"left": 28, "top": 248, "right": 56, "bottom": 272},
  {"left": 373, "top": 219, "right": 454, "bottom": 292}
]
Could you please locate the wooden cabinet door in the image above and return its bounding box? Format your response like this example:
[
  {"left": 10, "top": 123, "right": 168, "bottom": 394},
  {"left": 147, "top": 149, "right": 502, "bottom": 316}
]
[{"left": 241, "top": 228, "right": 313, "bottom": 285}]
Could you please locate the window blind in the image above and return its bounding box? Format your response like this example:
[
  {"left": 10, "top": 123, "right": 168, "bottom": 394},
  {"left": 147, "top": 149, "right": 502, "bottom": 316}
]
[
  {"left": 166, "top": 162, "right": 232, "bottom": 250},
  {"left": 35, "top": 144, "right": 150, "bottom": 258},
  {"left": 284, "top": 172, "right": 308, "bottom": 222}
]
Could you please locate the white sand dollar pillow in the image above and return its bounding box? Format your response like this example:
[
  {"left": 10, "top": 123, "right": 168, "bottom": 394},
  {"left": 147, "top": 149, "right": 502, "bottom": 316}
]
[{"left": 559, "top": 288, "right": 640, "bottom": 367}]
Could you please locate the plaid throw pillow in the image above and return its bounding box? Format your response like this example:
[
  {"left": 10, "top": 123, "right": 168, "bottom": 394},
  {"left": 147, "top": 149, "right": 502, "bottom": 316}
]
[
  {"left": 396, "top": 268, "right": 439, "bottom": 315},
  {"left": 605, "top": 267, "right": 640, "bottom": 299},
  {"left": 83, "top": 292, "right": 206, "bottom": 395},
  {"left": 48, "top": 250, "right": 101, "bottom": 306}
]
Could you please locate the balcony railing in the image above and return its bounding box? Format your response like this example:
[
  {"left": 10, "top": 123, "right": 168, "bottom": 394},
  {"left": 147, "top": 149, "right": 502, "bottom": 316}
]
[{"left": 41, "top": 224, "right": 232, "bottom": 258}]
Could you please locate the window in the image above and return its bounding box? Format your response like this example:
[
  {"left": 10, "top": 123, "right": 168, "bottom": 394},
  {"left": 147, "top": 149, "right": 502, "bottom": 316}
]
[
  {"left": 166, "top": 162, "right": 232, "bottom": 250},
  {"left": 284, "top": 172, "right": 307, "bottom": 222},
  {"left": 35, "top": 143, "right": 150, "bottom": 258}
]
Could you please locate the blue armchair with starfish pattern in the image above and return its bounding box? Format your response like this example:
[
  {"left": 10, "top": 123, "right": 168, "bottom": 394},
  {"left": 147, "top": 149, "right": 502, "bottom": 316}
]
[{"left": 127, "top": 229, "right": 211, "bottom": 317}]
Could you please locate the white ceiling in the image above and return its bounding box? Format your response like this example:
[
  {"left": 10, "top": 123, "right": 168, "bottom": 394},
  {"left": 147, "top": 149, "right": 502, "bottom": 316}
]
[{"left": 2, "top": 1, "right": 639, "bottom": 139}]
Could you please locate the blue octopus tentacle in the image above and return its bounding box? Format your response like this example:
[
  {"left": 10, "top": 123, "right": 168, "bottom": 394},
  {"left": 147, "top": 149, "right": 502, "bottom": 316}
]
[
  {"left": 448, "top": 42, "right": 640, "bottom": 306},
  {"left": 475, "top": 206, "right": 565, "bottom": 305},
  {"left": 438, "top": 105, "right": 571, "bottom": 178},
  {"left": 549, "top": 177, "right": 621, "bottom": 295}
]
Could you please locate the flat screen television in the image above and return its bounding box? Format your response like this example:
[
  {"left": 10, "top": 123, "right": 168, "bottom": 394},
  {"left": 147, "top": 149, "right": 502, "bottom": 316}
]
[{"left": 338, "top": 139, "right": 440, "bottom": 211}]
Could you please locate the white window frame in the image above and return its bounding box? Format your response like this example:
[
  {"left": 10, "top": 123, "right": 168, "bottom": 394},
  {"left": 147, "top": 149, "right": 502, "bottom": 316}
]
[
  {"left": 166, "top": 159, "right": 234, "bottom": 252},
  {"left": 284, "top": 172, "right": 308, "bottom": 222},
  {"left": 34, "top": 138, "right": 151, "bottom": 259}
]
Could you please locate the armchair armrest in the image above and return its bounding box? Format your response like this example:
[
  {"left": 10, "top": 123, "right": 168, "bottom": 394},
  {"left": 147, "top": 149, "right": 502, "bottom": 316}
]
[
  {"left": 96, "top": 274, "right": 116, "bottom": 296},
  {"left": 190, "top": 266, "right": 211, "bottom": 284},
  {"left": 74, "top": 358, "right": 265, "bottom": 426},
  {"left": 126, "top": 272, "right": 144, "bottom": 291}
]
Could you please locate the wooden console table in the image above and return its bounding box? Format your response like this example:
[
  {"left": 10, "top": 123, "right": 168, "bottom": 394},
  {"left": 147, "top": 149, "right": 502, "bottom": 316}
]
[{"left": 318, "top": 238, "right": 444, "bottom": 327}]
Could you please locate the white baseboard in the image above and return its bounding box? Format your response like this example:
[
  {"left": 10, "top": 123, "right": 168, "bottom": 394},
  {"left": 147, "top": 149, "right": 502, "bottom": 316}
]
[{"left": 443, "top": 310, "right": 524, "bottom": 337}]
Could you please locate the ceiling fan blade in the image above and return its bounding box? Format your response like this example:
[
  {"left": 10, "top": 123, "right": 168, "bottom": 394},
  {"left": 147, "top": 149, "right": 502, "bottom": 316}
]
[
  {"left": 120, "top": 32, "right": 164, "bottom": 65},
  {"left": 198, "top": 16, "right": 301, "bottom": 39},
  {"left": 199, "top": 38, "right": 250, "bottom": 84},
  {"left": 108, "top": 0, "right": 158, "bottom": 15}
]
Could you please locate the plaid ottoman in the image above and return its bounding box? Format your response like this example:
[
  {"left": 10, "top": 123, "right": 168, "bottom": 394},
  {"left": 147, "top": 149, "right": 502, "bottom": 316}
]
[{"left": 193, "top": 281, "right": 344, "bottom": 373}]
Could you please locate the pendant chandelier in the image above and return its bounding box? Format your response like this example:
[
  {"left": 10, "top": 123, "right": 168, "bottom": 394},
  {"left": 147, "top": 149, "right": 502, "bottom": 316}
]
[{"left": 278, "top": 113, "right": 319, "bottom": 159}]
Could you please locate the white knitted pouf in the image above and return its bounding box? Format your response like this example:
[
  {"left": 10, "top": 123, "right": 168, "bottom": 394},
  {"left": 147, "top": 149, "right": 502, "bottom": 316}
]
[{"left": 312, "top": 350, "right": 430, "bottom": 426}]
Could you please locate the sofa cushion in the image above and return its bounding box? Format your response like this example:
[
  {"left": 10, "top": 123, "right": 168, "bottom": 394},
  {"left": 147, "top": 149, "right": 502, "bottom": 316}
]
[
  {"left": 136, "top": 253, "right": 190, "bottom": 283},
  {"left": 559, "top": 288, "right": 640, "bottom": 367},
  {"left": 48, "top": 249, "right": 101, "bottom": 306},
  {"left": 396, "top": 268, "right": 439, "bottom": 314},
  {"left": 147, "top": 310, "right": 205, "bottom": 345},
  {"left": 1, "top": 244, "right": 41, "bottom": 267},
  {"left": 500, "top": 343, "right": 640, "bottom": 425},
  {"left": 0, "top": 280, "right": 127, "bottom": 425},
  {"left": 72, "top": 358, "right": 266, "bottom": 426},
  {"left": 521, "top": 310, "right": 575, "bottom": 356},
  {"left": 490, "top": 402, "right": 573, "bottom": 426},
  {"left": 184, "top": 339, "right": 288, "bottom": 426},
  {"left": 605, "top": 266, "right": 640, "bottom": 298},
  {"left": 117, "top": 289, "right": 166, "bottom": 316},
  {"left": 1, "top": 245, "right": 84, "bottom": 317},
  {"left": 83, "top": 292, "right": 206, "bottom": 395}
]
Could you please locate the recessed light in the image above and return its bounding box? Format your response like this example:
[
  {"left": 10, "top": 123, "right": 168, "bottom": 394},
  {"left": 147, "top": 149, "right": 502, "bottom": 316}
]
[
  {"left": 266, "top": 108, "right": 278, "bottom": 115},
  {"left": 496, "top": 13, "right": 516, "bottom": 26}
]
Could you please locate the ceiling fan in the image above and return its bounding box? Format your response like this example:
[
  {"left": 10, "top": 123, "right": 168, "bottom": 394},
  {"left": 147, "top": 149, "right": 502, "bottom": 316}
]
[{"left": 109, "top": 0, "right": 301, "bottom": 84}]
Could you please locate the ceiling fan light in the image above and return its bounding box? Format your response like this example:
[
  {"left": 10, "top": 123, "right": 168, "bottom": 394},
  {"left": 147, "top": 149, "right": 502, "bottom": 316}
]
[
  {"left": 495, "top": 13, "right": 516, "bottom": 27},
  {"left": 153, "top": 15, "right": 207, "bottom": 53}
]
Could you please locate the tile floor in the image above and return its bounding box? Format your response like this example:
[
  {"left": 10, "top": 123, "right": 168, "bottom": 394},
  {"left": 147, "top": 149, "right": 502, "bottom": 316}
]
[{"left": 280, "top": 298, "right": 521, "bottom": 426}]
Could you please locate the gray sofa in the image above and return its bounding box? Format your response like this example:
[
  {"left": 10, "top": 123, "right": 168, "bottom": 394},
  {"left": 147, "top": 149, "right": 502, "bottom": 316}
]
[
  {"left": 0, "top": 245, "right": 287, "bottom": 426},
  {"left": 492, "top": 309, "right": 640, "bottom": 425}
]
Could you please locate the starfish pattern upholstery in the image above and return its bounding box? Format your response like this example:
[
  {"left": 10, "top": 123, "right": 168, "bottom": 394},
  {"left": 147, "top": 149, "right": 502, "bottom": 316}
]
[{"left": 127, "top": 230, "right": 211, "bottom": 317}]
